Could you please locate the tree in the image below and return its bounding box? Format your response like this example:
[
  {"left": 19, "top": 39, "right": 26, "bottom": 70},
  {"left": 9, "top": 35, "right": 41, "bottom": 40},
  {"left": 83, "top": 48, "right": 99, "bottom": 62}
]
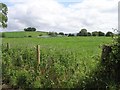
[
  {"left": 77, "top": 29, "right": 88, "bottom": 36},
  {"left": 59, "top": 32, "right": 64, "bottom": 35},
  {"left": 68, "top": 33, "right": 74, "bottom": 37},
  {"left": 0, "top": 3, "right": 8, "bottom": 28},
  {"left": 64, "top": 34, "right": 68, "bottom": 36},
  {"left": 81, "top": 29, "right": 87, "bottom": 36},
  {"left": 24, "top": 27, "right": 36, "bottom": 31},
  {"left": 92, "top": 31, "right": 99, "bottom": 36},
  {"left": 98, "top": 31, "right": 105, "bottom": 36},
  {"left": 106, "top": 31, "right": 114, "bottom": 37},
  {"left": 77, "top": 31, "right": 80, "bottom": 36},
  {"left": 92, "top": 31, "right": 105, "bottom": 36},
  {"left": 48, "top": 32, "right": 57, "bottom": 37},
  {"left": 87, "top": 32, "right": 91, "bottom": 36}
]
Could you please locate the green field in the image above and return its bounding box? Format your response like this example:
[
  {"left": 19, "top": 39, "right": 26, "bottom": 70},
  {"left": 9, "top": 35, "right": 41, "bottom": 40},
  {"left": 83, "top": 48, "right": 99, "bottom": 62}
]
[
  {"left": 1, "top": 31, "right": 47, "bottom": 38},
  {"left": 2, "top": 36, "right": 112, "bottom": 48},
  {"left": 2, "top": 37, "right": 112, "bottom": 64},
  {"left": 2, "top": 36, "right": 114, "bottom": 88}
]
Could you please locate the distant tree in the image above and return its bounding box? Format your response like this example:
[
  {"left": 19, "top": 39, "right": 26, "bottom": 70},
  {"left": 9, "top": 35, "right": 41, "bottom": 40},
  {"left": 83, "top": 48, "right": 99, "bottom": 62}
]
[
  {"left": 106, "top": 31, "right": 114, "bottom": 37},
  {"left": 87, "top": 32, "right": 91, "bottom": 36},
  {"left": 48, "top": 32, "right": 57, "bottom": 37},
  {"left": 77, "top": 33, "right": 81, "bottom": 36},
  {"left": 98, "top": 31, "right": 105, "bottom": 36},
  {"left": 64, "top": 34, "right": 68, "bottom": 36},
  {"left": 59, "top": 32, "right": 64, "bottom": 35},
  {"left": 68, "top": 33, "right": 74, "bottom": 37},
  {"left": 77, "top": 29, "right": 88, "bottom": 36},
  {"left": 81, "top": 29, "right": 87, "bottom": 36},
  {"left": 54, "top": 32, "right": 58, "bottom": 35},
  {"left": 24, "top": 27, "right": 36, "bottom": 31},
  {"left": 92, "top": 31, "right": 99, "bottom": 36},
  {"left": 0, "top": 3, "right": 8, "bottom": 28},
  {"left": 92, "top": 31, "right": 105, "bottom": 36}
]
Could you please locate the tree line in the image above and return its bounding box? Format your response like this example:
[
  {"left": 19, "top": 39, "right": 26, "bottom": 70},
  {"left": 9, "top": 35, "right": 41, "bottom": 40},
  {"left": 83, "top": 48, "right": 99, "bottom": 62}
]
[
  {"left": 75, "top": 29, "right": 113, "bottom": 37},
  {"left": 23, "top": 27, "right": 114, "bottom": 37},
  {"left": 47, "top": 29, "right": 114, "bottom": 37}
]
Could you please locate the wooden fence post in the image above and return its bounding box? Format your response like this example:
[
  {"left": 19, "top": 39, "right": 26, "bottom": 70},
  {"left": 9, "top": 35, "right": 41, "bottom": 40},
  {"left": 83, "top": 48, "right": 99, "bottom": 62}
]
[
  {"left": 101, "top": 45, "right": 112, "bottom": 64},
  {"left": 7, "top": 43, "right": 10, "bottom": 50},
  {"left": 37, "top": 45, "right": 40, "bottom": 65}
]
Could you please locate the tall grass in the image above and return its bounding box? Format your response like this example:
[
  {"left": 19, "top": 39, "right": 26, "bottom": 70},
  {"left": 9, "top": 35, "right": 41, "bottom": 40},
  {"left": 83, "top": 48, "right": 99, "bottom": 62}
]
[
  {"left": 2, "top": 46, "right": 100, "bottom": 88},
  {"left": 2, "top": 37, "right": 113, "bottom": 88}
]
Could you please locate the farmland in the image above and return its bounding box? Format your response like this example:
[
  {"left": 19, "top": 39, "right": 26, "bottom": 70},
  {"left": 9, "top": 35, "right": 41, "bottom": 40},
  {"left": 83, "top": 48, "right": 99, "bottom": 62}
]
[
  {"left": 2, "top": 36, "right": 114, "bottom": 89},
  {"left": 1, "top": 31, "right": 47, "bottom": 38}
]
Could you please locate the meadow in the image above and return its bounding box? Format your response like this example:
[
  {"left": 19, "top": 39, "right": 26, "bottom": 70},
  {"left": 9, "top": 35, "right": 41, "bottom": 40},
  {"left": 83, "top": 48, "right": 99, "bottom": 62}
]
[
  {"left": 1, "top": 31, "right": 47, "bottom": 38},
  {"left": 2, "top": 36, "right": 114, "bottom": 89}
]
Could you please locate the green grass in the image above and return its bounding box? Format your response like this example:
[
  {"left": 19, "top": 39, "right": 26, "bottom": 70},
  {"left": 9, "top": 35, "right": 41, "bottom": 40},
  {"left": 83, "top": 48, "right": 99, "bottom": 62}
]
[
  {"left": 2, "top": 36, "right": 112, "bottom": 47},
  {"left": 2, "top": 36, "right": 113, "bottom": 88},
  {"left": 1, "top": 31, "right": 47, "bottom": 38},
  {"left": 2, "top": 36, "right": 112, "bottom": 75},
  {"left": 2, "top": 37, "right": 112, "bottom": 63}
]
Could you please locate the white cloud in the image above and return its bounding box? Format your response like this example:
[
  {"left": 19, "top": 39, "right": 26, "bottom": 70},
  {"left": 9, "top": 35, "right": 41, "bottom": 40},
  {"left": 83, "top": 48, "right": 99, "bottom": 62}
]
[{"left": 3, "top": 0, "right": 119, "bottom": 33}]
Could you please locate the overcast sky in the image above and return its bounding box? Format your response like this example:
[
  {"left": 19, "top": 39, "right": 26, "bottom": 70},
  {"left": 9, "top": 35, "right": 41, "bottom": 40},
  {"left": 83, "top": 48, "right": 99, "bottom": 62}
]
[{"left": 1, "top": 0, "right": 119, "bottom": 33}]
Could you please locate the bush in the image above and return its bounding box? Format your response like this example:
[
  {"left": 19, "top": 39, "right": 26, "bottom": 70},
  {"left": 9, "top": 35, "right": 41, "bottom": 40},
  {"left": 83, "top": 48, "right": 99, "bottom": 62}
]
[
  {"left": 106, "top": 32, "right": 114, "bottom": 37},
  {"left": 68, "top": 33, "right": 75, "bottom": 37},
  {"left": 2, "top": 47, "right": 90, "bottom": 88},
  {"left": 39, "top": 34, "right": 42, "bottom": 36},
  {"left": 28, "top": 35, "right": 32, "bottom": 37}
]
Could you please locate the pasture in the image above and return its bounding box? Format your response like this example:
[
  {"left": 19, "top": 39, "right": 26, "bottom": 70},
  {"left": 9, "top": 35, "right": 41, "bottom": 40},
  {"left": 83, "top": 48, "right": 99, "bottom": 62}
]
[
  {"left": 1, "top": 31, "right": 47, "bottom": 38},
  {"left": 2, "top": 36, "right": 113, "bottom": 88}
]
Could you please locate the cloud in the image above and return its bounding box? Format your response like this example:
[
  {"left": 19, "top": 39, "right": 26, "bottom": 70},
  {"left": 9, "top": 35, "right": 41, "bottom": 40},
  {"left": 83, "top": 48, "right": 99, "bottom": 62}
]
[{"left": 3, "top": 0, "right": 119, "bottom": 33}]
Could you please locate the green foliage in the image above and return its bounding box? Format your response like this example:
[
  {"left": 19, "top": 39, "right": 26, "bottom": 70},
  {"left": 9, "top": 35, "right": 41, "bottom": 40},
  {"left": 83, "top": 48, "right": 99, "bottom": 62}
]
[
  {"left": 0, "top": 3, "right": 8, "bottom": 28},
  {"left": 59, "top": 32, "right": 64, "bottom": 35},
  {"left": 92, "top": 31, "right": 98, "bottom": 36},
  {"left": 87, "top": 32, "right": 91, "bottom": 36},
  {"left": 106, "top": 31, "right": 114, "bottom": 37},
  {"left": 24, "top": 27, "right": 36, "bottom": 32},
  {"left": 77, "top": 29, "right": 88, "bottom": 36},
  {"left": 92, "top": 31, "right": 105, "bottom": 36},
  {"left": 48, "top": 32, "right": 57, "bottom": 37},
  {"left": 2, "top": 46, "right": 99, "bottom": 88},
  {"left": 98, "top": 31, "right": 105, "bottom": 36},
  {"left": 68, "top": 33, "right": 75, "bottom": 36},
  {"left": 2, "top": 37, "right": 113, "bottom": 88},
  {"left": 82, "top": 34, "right": 120, "bottom": 89}
]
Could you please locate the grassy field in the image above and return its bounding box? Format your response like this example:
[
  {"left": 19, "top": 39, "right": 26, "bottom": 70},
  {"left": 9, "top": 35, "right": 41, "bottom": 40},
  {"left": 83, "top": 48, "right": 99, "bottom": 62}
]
[
  {"left": 1, "top": 31, "right": 47, "bottom": 38},
  {"left": 2, "top": 36, "right": 112, "bottom": 63},
  {"left": 2, "top": 36, "right": 112, "bottom": 61},
  {"left": 2, "top": 36, "right": 113, "bottom": 88},
  {"left": 2, "top": 36, "right": 112, "bottom": 48}
]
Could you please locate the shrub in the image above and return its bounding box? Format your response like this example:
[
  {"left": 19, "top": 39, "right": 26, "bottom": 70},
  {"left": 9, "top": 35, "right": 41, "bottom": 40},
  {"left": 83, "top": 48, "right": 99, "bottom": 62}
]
[{"left": 28, "top": 35, "right": 32, "bottom": 37}]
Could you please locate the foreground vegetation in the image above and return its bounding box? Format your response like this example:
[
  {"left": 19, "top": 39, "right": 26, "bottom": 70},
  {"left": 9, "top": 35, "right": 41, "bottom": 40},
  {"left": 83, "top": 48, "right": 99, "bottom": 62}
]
[{"left": 2, "top": 37, "right": 116, "bottom": 89}]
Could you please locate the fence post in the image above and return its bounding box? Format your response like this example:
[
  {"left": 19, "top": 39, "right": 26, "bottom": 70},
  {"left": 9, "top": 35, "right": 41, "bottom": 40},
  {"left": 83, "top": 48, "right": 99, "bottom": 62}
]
[
  {"left": 37, "top": 45, "right": 40, "bottom": 65},
  {"left": 7, "top": 43, "right": 10, "bottom": 50},
  {"left": 101, "top": 45, "right": 112, "bottom": 64}
]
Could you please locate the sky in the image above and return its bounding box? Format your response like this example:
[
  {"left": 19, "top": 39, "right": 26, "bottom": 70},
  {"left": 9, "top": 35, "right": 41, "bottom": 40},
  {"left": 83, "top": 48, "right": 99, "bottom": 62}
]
[{"left": 0, "top": 0, "right": 119, "bottom": 33}]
